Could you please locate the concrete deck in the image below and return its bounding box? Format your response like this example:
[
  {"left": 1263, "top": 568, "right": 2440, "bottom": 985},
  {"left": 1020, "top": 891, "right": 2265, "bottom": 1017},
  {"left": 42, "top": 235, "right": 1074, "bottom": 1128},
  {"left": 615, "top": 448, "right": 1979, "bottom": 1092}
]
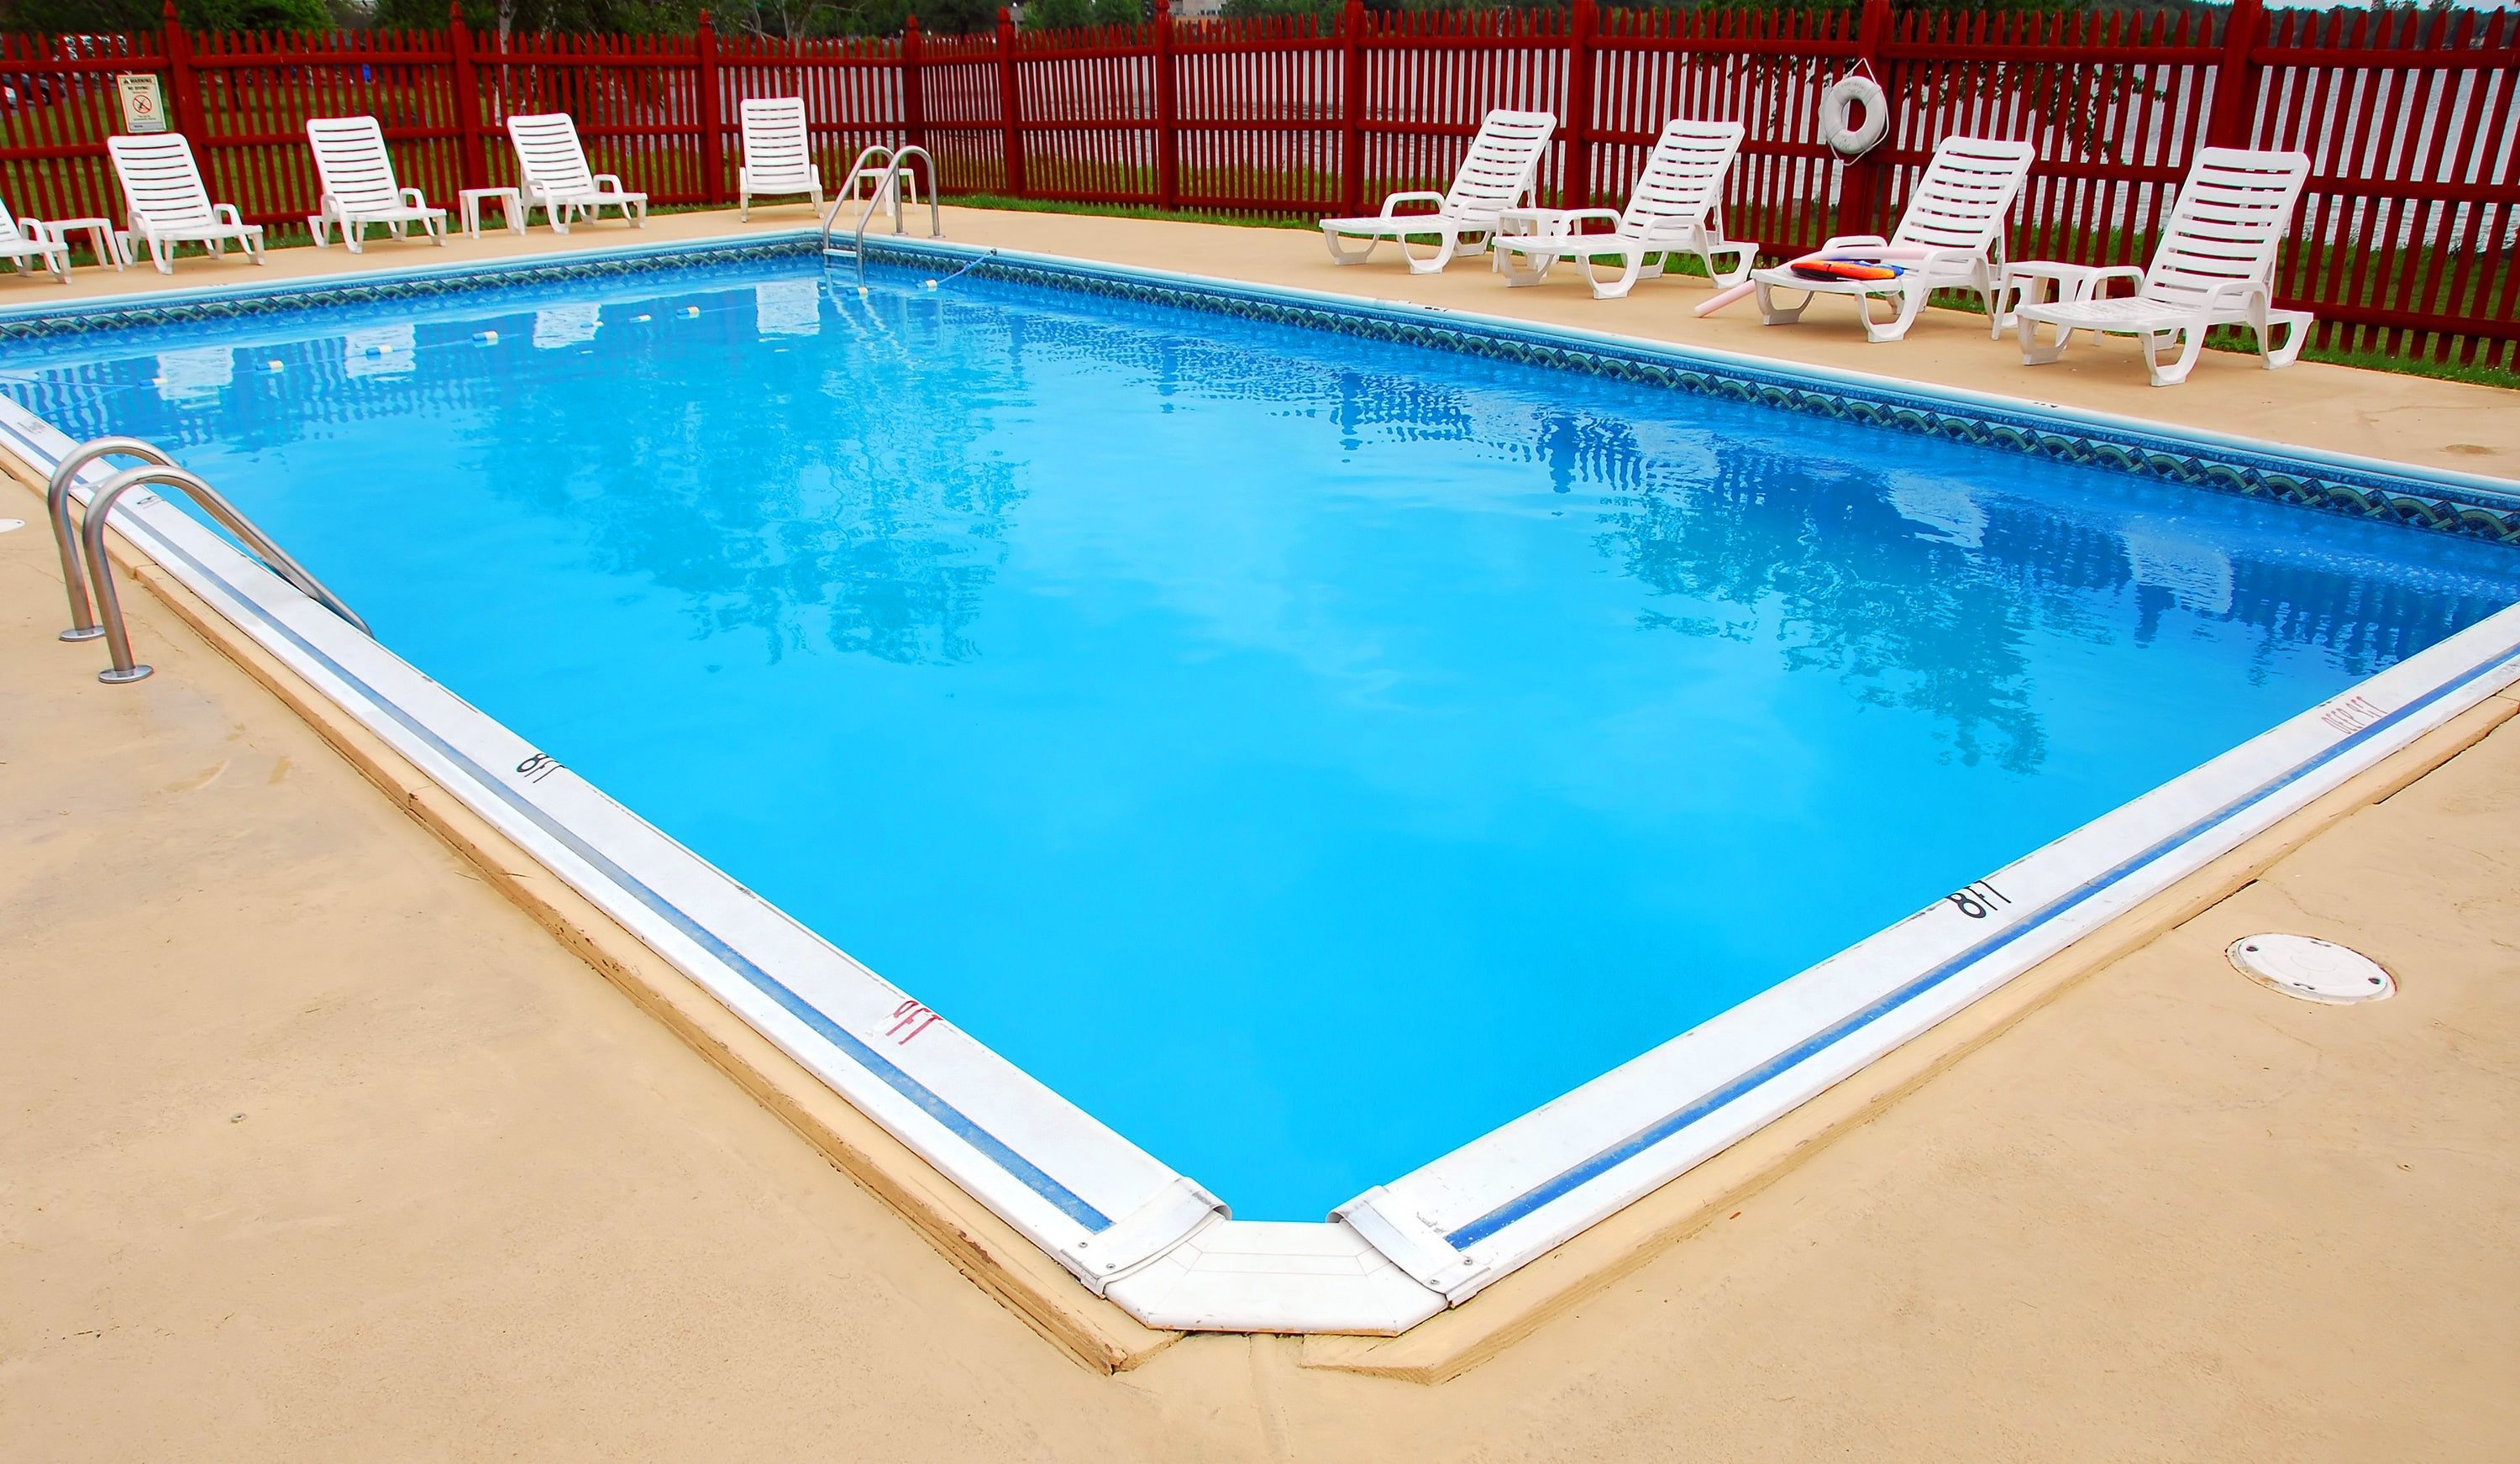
[{"left": 5, "top": 205, "right": 2519, "bottom": 1458}]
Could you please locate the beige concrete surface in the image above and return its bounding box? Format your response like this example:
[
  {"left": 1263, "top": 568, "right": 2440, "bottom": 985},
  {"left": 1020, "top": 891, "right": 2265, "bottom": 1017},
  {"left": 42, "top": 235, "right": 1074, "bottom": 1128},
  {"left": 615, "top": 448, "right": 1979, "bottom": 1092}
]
[
  {"left": 13, "top": 199, "right": 2515, "bottom": 478},
  {"left": 6, "top": 206, "right": 2520, "bottom": 1458}
]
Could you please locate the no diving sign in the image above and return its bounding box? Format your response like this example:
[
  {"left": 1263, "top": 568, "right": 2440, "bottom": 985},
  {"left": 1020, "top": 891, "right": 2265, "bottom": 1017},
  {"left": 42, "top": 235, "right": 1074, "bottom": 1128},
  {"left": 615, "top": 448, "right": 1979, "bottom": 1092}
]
[{"left": 115, "top": 73, "right": 167, "bottom": 134}]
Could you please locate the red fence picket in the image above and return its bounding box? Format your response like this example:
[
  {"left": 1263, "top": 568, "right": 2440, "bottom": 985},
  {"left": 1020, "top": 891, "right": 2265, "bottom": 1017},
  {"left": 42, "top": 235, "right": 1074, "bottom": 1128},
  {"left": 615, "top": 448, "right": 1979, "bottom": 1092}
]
[{"left": 0, "top": 3, "right": 2510, "bottom": 375}]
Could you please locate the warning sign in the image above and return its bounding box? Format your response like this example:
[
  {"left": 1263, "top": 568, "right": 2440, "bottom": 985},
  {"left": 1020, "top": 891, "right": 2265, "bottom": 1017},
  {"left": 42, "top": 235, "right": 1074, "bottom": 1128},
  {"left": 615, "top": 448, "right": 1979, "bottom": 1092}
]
[{"left": 115, "top": 73, "right": 167, "bottom": 134}]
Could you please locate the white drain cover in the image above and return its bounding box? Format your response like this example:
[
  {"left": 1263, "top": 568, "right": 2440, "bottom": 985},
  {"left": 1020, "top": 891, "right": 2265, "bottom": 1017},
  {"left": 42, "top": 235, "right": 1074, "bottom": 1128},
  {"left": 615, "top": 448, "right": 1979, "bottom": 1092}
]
[{"left": 2228, "top": 934, "right": 2395, "bottom": 1005}]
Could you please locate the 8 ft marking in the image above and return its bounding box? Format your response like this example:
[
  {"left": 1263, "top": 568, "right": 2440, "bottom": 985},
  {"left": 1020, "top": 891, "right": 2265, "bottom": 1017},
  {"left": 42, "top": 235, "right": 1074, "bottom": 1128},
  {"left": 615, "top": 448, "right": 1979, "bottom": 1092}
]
[
  {"left": 515, "top": 753, "right": 562, "bottom": 784},
  {"left": 1945, "top": 879, "right": 2011, "bottom": 920}
]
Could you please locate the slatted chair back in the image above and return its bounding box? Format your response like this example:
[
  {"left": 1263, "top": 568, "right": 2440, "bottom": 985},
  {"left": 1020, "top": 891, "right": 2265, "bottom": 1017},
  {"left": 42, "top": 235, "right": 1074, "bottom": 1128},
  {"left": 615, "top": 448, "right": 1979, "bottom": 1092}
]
[
  {"left": 1887, "top": 136, "right": 2037, "bottom": 256},
  {"left": 307, "top": 116, "right": 404, "bottom": 215},
  {"left": 740, "top": 97, "right": 816, "bottom": 191},
  {"left": 2138, "top": 148, "right": 2312, "bottom": 310},
  {"left": 1616, "top": 120, "right": 1744, "bottom": 241},
  {"left": 106, "top": 134, "right": 218, "bottom": 228},
  {"left": 1438, "top": 109, "right": 1557, "bottom": 223},
  {"left": 507, "top": 113, "right": 597, "bottom": 197}
]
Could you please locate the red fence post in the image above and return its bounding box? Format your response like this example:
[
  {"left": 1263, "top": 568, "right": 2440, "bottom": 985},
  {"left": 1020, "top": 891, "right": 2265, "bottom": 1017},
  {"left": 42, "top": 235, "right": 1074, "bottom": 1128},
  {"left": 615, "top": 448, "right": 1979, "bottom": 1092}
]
[
  {"left": 696, "top": 11, "right": 723, "bottom": 204},
  {"left": 1832, "top": 0, "right": 1892, "bottom": 240},
  {"left": 449, "top": 3, "right": 486, "bottom": 192},
  {"left": 159, "top": 1, "right": 200, "bottom": 139},
  {"left": 2206, "top": 0, "right": 2266, "bottom": 150},
  {"left": 1338, "top": 0, "right": 1366, "bottom": 217},
  {"left": 1154, "top": 0, "right": 1179, "bottom": 210},
  {"left": 1561, "top": 0, "right": 1594, "bottom": 211},
  {"left": 996, "top": 8, "right": 1026, "bottom": 197},
  {"left": 902, "top": 16, "right": 927, "bottom": 159}
]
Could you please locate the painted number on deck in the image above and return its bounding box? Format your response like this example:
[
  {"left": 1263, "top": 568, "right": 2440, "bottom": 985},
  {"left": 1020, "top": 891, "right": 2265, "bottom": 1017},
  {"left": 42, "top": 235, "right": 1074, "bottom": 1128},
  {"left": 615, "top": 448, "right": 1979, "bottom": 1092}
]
[
  {"left": 514, "top": 753, "right": 563, "bottom": 784},
  {"left": 1945, "top": 879, "right": 2011, "bottom": 920},
  {"left": 887, "top": 999, "right": 942, "bottom": 1045},
  {"left": 2319, "top": 694, "right": 2386, "bottom": 736}
]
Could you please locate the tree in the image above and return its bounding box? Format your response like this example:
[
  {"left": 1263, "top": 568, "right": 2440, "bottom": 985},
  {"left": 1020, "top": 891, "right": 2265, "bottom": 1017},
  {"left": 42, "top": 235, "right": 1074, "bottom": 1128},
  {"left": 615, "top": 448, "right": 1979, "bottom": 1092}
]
[{"left": 5, "top": 0, "right": 339, "bottom": 32}]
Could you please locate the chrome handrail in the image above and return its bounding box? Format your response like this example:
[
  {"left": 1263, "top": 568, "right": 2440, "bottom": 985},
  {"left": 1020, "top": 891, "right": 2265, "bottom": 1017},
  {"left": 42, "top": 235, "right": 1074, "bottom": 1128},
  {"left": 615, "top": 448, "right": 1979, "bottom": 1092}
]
[
  {"left": 47, "top": 434, "right": 176, "bottom": 643},
  {"left": 890, "top": 145, "right": 942, "bottom": 240},
  {"left": 79, "top": 461, "right": 370, "bottom": 685},
  {"left": 819, "top": 143, "right": 945, "bottom": 288}
]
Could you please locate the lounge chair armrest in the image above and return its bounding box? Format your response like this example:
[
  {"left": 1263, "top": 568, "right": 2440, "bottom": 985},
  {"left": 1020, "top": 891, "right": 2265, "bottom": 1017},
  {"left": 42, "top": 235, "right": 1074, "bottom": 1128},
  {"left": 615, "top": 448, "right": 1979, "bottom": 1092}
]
[
  {"left": 18, "top": 216, "right": 53, "bottom": 244},
  {"left": 593, "top": 173, "right": 627, "bottom": 194},
  {"left": 400, "top": 187, "right": 430, "bottom": 209},
  {"left": 1914, "top": 246, "right": 1989, "bottom": 270},
  {"left": 1559, "top": 207, "right": 1624, "bottom": 234},
  {"left": 2201, "top": 277, "right": 2268, "bottom": 311},
  {"left": 1818, "top": 234, "right": 1891, "bottom": 254},
  {"left": 1378, "top": 191, "right": 1446, "bottom": 218},
  {"left": 2080, "top": 264, "right": 2146, "bottom": 299},
  {"left": 213, "top": 202, "right": 245, "bottom": 228}
]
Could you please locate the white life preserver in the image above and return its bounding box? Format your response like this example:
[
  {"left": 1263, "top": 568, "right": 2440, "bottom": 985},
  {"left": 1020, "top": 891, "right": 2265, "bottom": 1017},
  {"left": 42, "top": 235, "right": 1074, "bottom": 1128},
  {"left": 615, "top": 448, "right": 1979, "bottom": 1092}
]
[{"left": 1820, "top": 73, "right": 1890, "bottom": 159}]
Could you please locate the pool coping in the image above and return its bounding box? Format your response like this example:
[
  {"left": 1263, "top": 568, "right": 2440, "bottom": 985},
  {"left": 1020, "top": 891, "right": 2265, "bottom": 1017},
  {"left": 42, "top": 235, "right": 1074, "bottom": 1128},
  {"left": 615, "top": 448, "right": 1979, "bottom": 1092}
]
[{"left": 8, "top": 232, "right": 2520, "bottom": 1348}]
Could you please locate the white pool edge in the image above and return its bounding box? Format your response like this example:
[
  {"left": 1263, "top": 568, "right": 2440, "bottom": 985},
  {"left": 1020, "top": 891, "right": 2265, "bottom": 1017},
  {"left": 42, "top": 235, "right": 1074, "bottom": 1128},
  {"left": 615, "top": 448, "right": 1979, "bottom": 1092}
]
[{"left": 9, "top": 242, "right": 2519, "bottom": 1336}]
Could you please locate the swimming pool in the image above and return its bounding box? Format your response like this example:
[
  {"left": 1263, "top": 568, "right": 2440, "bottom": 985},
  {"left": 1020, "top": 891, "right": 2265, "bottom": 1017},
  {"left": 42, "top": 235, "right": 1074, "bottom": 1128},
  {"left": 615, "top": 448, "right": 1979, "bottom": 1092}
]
[{"left": 11, "top": 234, "right": 2520, "bottom": 1331}]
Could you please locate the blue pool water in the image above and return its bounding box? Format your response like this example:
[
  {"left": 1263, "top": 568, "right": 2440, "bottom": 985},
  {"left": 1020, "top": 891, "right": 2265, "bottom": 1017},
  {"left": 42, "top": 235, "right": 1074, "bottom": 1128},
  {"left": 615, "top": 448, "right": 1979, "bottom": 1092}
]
[{"left": 12, "top": 255, "right": 2520, "bottom": 1219}]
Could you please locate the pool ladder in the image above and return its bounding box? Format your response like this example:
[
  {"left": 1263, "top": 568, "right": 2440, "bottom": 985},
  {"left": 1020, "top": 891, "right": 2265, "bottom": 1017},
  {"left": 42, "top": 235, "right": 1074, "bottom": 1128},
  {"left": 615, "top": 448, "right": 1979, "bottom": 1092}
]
[
  {"left": 821, "top": 144, "right": 942, "bottom": 290},
  {"left": 46, "top": 434, "right": 370, "bottom": 685}
]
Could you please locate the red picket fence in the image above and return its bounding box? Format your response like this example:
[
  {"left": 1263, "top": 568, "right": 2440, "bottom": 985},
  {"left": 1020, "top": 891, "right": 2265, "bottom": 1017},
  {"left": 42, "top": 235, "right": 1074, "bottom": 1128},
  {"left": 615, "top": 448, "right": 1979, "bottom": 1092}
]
[{"left": 2, "top": 0, "right": 2513, "bottom": 375}]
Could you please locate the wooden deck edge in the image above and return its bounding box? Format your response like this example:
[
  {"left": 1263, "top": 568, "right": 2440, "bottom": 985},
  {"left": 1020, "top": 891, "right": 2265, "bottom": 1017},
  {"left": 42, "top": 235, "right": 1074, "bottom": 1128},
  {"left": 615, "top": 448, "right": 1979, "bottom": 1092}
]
[
  {"left": 1299, "top": 687, "right": 2520, "bottom": 1385},
  {"left": 3, "top": 461, "right": 1183, "bottom": 1377}
]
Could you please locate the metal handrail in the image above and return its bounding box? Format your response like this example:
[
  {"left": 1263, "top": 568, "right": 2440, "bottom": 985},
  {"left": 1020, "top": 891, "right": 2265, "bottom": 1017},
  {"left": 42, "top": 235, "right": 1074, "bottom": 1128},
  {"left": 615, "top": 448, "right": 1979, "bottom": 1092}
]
[
  {"left": 79, "top": 462, "right": 370, "bottom": 685},
  {"left": 47, "top": 434, "right": 175, "bottom": 643},
  {"left": 819, "top": 144, "right": 944, "bottom": 288}
]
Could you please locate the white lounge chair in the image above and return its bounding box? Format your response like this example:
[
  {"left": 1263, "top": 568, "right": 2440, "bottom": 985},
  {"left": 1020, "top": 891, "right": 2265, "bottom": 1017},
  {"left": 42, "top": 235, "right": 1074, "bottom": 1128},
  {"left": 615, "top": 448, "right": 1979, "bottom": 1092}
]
[
  {"left": 0, "top": 202, "right": 71, "bottom": 283},
  {"left": 506, "top": 113, "right": 648, "bottom": 234},
  {"left": 1320, "top": 109, "right": 1557, "bottom": 275},
  {"left": 2010, "top": 148, "right": 2314, "bottom": 387},
  {"left": 1492, "top": 119, "right": 1754, "bottom": 300},
  {"left": 1753, "top": 135, "right": 2035, "bottom": 342},
  {"left": 305, "top": 116, "right": 447, "bottom": 253},
  {"left": 738, "top": 97, "right": 822, "bottom": 220},
  {"left": 105, "top": 133, "right": 265, "bottom": 274}
]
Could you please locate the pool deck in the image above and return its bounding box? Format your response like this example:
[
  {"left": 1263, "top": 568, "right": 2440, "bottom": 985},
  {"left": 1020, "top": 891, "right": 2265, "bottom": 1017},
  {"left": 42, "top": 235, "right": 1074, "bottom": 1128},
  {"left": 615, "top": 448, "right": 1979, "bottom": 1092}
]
[{"left": 7, "top": 205, "right": 2520, "bottom": 1458}]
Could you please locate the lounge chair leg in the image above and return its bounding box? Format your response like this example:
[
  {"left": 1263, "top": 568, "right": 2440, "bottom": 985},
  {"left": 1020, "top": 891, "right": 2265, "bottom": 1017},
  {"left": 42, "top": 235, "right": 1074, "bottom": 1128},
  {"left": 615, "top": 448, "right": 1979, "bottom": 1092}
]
[
  {"left": 1862, "top": 284, "right": 1925, "bottom": 344},
  {"left": 1496, "top": 245, "right": 1551, "bottom": 288},
  {"left": 1401, "top": 227, "right": 1457, "bottom": 275},
  {"left": 2138, "top": 328, "right": 2202, "bottom": 387},
  {"left": 1588, "top": 251, "right": 1644, "bottom": 302},
  {"left": 1709, "top": 244, "right": 1755, "bottom": 290},
  {"left": 2018, "top": 315, "right": 2073, "bottom": 366},
  {"left": 2259, "top": 309, "right": 2313, "bottom": 370},
  {"left": 1754, "top": 279, "right": 1809, "bottom": 326},
  {"left": 1321, "top": 229, "right": 1380, "bottom": 266}
]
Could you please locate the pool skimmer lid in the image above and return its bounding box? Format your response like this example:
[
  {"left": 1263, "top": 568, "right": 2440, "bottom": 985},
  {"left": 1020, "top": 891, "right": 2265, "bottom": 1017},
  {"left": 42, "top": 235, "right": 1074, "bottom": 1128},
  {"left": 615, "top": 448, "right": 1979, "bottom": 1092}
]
[{"left": 2227, "top": 934, "right": 2395, "bottom": 1004}]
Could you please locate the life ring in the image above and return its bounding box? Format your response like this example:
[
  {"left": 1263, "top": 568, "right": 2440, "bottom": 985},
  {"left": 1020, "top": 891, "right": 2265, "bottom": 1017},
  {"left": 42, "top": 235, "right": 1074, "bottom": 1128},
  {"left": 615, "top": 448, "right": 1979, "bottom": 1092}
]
[{"left": 1820, "top": 74, "right": 1889, "bottom": 159}]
